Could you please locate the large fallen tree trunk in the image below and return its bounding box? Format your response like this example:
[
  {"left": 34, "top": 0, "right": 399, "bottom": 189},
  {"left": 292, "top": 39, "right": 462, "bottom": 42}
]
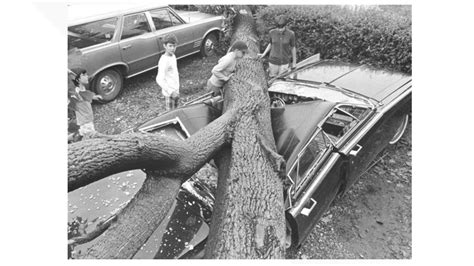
[
  {"left": 70, "top": 109, "right": 238, "bottom": 259},
  {"left": 204, "top": 7, "right": 286, "bottom": 259},
  {"left": 68, "top": 109, "right": 237, "bottom": 192},
  {"left": 68, "top": 6, "right": 286, "bottom": 259}
]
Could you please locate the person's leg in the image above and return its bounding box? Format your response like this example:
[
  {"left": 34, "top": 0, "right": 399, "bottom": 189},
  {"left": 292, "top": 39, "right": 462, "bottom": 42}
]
[
  {"left": 164, "top": 96, "right": 171, "bottom": 111},
  {"left": 278, "top": 64, "right": 289, "bottom": 75},
  {"left": 172, "top": 95, "right": 179, "bottom": 109},
  {"left": 207, "top": 79, "right": 222, "bottom": 96},
  {"left": 268, "top": 63, "right": 280, "bottom": 78},
  {"left": 78, "top": 122, "right": 96, "bottom": 139}
]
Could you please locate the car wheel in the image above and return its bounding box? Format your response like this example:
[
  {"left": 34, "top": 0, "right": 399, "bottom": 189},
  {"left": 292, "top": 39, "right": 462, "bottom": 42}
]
[
  {"left": 200, "top": 33, "right": 217, "bottom": 57},
  {"left": 93, "top": 69, "right": 123, "bottom": 102},
  {"left": 389, "top": 113, "right": 409, "bottom": 144}
]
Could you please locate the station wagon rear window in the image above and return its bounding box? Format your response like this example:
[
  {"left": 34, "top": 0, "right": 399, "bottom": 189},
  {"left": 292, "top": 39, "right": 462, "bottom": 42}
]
[
  {"left": 121, "top": 13, "right": 151, "bottom": 40},
  {"left": 150, "top": 9, "right": 182, "bottom": 30},
  {"left": 68, "top": 17, "right": 117, "bottom": 49}
]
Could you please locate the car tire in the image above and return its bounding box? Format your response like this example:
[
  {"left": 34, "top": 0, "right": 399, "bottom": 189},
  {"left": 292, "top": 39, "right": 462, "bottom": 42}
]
[
  {"left": 92, "top": 68, "right": 123, "bottom": 103},
  {"left": 389, "top": 113, "right": 409, "bottom": 144},
  {"left": 200, "top": 33, "right": 217, "bottom": 57}
]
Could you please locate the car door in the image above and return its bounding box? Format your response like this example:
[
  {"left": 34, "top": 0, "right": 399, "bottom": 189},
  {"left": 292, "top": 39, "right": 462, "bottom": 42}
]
[
  {"left": 148, "top": 8, "right": 196, "bottom": 59},
  {"left": 119, "top": 12, "right": 160, "bottom": 75},
  {"left": 68, "top": 16, "right": 121, "bottom": 79},
  {"left": 344, "top": 104, "right": 409, "bottom": 190},
  {"left": 285, "top": 129, "right": 346, "bottom": 246}
]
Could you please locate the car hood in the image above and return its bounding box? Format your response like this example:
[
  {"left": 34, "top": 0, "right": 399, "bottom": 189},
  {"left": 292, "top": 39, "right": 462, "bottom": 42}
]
[{"left": 286, "top": 61, "right": 411, "bottom": 102}]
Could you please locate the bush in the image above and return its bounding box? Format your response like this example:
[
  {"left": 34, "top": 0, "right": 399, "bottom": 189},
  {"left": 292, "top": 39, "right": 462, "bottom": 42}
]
[{"left": 256, "top": 5, "right": 411, "bottom": 73}]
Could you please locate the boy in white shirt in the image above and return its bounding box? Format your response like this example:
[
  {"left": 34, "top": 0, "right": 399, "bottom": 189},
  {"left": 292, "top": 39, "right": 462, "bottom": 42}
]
[{"left": 156, "top": 34, "right": 180, "bottom": 111}]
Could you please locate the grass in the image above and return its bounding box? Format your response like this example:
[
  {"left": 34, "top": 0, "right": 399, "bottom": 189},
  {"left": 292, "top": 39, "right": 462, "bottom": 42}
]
[{"left": 93, "top": 53, "right": 220, "bottom": 135}]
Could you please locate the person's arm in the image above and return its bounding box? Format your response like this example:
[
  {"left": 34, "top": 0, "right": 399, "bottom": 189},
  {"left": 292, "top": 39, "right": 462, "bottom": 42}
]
[
  {"left": 290, "top": 32, "right": 297, "bottom": 68},
  {"left": 156, "top": 57, "right": 171, "bottom": 95},
  {"left": 92, "top": 94, "right": 103, "bottom": 101},
  {"left": 258, "top": 43, "right": 271, "bottom": 59},
  {"left": 291, "top": 46, "right": 297, "bottom": 69},
  {"left": 211, "top": 55, "right": 233, "bottom": 81}
]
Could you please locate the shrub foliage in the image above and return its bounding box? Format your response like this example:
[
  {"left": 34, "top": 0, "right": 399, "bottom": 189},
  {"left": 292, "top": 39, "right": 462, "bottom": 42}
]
[{"left": 257, "top": 5, "right": 412, "bottom": 73}]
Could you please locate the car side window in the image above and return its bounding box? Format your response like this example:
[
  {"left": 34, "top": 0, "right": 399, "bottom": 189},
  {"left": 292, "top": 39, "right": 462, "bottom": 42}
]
[
  {"left": 68, "top": 17, "right": 117, "bottom": 49},
  {"left": 149, "top": 9, "right": 174, "bottom": 30},
  {"left": 121, "top": 13, "right": 151, "bottom": 40},
  {"left": 169, "top": 12, "right": 183, "bottom": 25},
  {"left": 322, "top": 106, "right": 369, "bottom": 142},
  {"left": 289, "top": 130, "right": 331, "bottom": 189}
]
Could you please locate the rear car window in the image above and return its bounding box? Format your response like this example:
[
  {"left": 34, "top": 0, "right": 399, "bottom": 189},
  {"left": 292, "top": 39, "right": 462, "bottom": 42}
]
[
  {"left": 150, "top": 9, "right": 176, "bottom": 30},
  {"left": 68, "top": 17, "right": 117, "bottom": 49},
  {"left": 121, "top": 13, "right": 151, "bottom": 40}
]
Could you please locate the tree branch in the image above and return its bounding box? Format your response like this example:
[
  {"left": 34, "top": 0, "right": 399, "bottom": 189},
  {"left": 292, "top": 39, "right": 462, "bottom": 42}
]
[
  {"left": 78, "top": 175, "right": 182, "bottom": 259},
  {"left": 68, "top": 108, "right": 238, "bottom": 192}
]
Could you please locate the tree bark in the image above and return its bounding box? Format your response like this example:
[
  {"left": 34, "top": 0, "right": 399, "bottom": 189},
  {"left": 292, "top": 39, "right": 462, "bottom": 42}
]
[
  {"left": 68, "top": 108, "right": 236, "bottom": 192},
  {"left": 70, "top": 106, "right": 237, "bottom": 258},
  {"left": 204, "top": 9, "right": 287, "bottom": 259},
  {"left": 80, "top": 175, "right": 181, "bottom": 258},
  {"left": 68, "top": 6, "right": 286, "bottom": 259}
]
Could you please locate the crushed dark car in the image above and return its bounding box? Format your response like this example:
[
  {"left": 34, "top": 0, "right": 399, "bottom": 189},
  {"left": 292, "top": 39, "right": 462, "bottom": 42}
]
[{"left": 69, "top": 54, "right": 411, "bottom": 259}]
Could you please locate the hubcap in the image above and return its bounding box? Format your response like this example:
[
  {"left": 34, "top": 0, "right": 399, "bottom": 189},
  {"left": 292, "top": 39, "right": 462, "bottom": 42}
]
[
  {"left": 205, "top": 39, "right": 214, "bottom": 54},
  {"left": 99, "top": 75, "right": 116, "bottom": 95}
]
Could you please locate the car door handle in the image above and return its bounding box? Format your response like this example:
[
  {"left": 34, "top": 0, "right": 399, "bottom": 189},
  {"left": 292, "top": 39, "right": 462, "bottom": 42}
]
[
  {"left": 122, "top": 45, "right": 132, "bottom": 50},
  {"left": 349, "top": 144, "right": 362, "bottom": 156},
  {"left": 301, "top": 198, "right": 317, "bottom": 216}
]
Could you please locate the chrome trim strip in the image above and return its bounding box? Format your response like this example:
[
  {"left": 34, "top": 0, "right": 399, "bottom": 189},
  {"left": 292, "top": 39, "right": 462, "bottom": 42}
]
[
  {"left": 126, "top": 65, "right": 157, "bottom": 78},
  {"left": 335, "top": 106, "right": 359, "bottom": 121},
  {"left": 138, "top": 117, "right": 190, "bottom": 138},
  {"left": 339, "top": 85, "right": 411, "bottom": 155},
  {"left": 203, "top": 27, "right": 222, "bottom": 38},
  {"left": 126, "top": 50, "right": 200, "bottom": 78},
  {"left": 289, "top": 153, "right": 341, "bottom": 217},
  {"left": 314, "top": 103, "right": 373, "bottom": 147},
  {"left": 328, "top": 65, "right": 362, "bottom": 83},
  {"left": 80, "top": 40, "right": 115, "bottom": 53},
  {"left": 176, "top": 50, "right": 199, "bottom": 60}
]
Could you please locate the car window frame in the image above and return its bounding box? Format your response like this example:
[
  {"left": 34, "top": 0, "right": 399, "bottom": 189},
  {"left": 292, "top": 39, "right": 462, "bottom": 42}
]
[
  {"left": 119, "top": 11, "right": 153, "bottom": 41},
  {"left": 148, "top": 8, "right": 181, "bottom": 31},
  {"left": 287, "top": 128, "right": 333, "bottom": 197},
  {"left": 167, "top": 8, "right": 186, "bottom": 25},
  {"left": 286, "top": 103, "right": 373, "bottom": 203},
  {"left": 168, "top": 9, "right": 184, "bottom": 26},
  {"left": 68, "top": 16, "right": 120, "bottom": 49},
  {"left": 321, "top": 103, "right": 373, "bottom": 147}
]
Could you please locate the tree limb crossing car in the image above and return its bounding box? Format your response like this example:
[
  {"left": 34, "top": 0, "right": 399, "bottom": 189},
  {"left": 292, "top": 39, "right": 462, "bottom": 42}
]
[
  {"left": 124, "top": 54, "right": 411, "bottom": 259},
  {"left": 68, "top": 4, "right": 223, "bottom": 102}
]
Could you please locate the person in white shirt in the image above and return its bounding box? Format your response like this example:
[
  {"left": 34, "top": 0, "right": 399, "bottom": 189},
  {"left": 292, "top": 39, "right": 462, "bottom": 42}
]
[
  {"left": 207, "top": 40, "right": 248, "bottom": 96},
  {"left": 156, "top": 34, "right": 180, "bottom": 111}
]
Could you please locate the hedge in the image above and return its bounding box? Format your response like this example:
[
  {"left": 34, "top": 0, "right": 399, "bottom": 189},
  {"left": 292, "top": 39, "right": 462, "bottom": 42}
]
[{"left": 256, "top": 5, "right": 412, "bottom": 74}]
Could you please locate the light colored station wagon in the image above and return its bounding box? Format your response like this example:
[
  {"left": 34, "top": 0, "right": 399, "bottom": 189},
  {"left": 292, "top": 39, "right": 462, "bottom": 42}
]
[{"left": 68, "top": 4, "right": 223, "bottom": 102}]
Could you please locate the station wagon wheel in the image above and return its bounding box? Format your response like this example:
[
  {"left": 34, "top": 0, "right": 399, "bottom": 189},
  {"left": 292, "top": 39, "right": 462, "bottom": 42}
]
[
  {"left": 93, "top": 69, "right": 123, "bottom": 102},
  {"left": 389, "top": 113, "right": 409, "bottom": 144},
  {"left": 201, "top": 33, "right": 217, "bottom": 57}
]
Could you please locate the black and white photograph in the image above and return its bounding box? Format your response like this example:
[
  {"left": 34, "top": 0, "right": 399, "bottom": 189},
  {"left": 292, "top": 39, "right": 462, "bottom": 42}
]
[
  {"left": 5, "top": 0, "right": 473, "bottom": 264},
  {"left": 66, "top": 2, "right": 412, "bottom": 259}
]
